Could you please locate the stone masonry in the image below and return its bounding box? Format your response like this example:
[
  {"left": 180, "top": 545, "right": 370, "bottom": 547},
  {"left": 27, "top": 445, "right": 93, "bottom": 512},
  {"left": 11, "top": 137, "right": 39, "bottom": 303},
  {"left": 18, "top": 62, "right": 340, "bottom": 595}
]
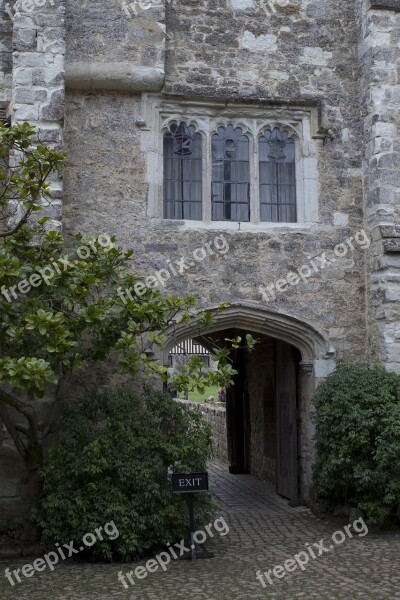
[
  {"left": 177, "top": 399, "right": 228, "bottom": 465},
  {"left": 1, "top": 0, "right": 400, "bottom": 517}
]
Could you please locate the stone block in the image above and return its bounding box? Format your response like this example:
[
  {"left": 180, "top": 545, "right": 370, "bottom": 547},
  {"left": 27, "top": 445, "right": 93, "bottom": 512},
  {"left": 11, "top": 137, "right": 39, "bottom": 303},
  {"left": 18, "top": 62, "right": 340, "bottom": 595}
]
[
  {"left": 13, "top": 87, "right": 34, "bottom": 104},
  {"left": 40, "top": 88, "right": 64, "bottom": 121},
  {"left": 13, "top": 67, "right": 32, "bottom": 85},
  {"left": 13, "top": 28, "right": 37, "bottom": 52}
]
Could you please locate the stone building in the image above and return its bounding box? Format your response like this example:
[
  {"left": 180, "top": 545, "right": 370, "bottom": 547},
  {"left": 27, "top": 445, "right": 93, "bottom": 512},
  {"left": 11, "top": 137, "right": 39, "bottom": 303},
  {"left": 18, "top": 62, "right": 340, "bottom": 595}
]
[{"left": 1, "top": 0, "right": 400, "bottom": 515}]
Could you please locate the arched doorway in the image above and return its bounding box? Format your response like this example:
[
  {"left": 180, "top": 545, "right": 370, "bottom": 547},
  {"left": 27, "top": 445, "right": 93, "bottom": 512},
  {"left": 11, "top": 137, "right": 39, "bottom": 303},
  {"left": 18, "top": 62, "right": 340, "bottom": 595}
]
[
  {"left": 163, "top": 303, "right": 335, "bottom": 504},
  {"left": 224, "top": 333, "right": 300, "bottom": 500}
]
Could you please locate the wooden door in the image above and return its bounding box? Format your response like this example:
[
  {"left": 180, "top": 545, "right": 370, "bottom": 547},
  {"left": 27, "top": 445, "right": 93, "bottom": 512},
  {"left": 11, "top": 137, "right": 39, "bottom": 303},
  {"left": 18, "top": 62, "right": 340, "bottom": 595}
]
[{"left": 275, "top": 340, "right": 298, "bottom": 500}]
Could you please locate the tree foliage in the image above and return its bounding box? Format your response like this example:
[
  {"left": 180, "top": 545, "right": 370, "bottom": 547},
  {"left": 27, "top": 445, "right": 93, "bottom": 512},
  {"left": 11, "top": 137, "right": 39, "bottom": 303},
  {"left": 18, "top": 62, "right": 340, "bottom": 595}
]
[
  {"left": 0, "top": 122, "right": 64, "bottom": 239},
  {"left": 36, "top": 386, "right": 215, "bottom": 561},
  {"left": 0, "top": 123, "right": 255, "bottom": 534}
]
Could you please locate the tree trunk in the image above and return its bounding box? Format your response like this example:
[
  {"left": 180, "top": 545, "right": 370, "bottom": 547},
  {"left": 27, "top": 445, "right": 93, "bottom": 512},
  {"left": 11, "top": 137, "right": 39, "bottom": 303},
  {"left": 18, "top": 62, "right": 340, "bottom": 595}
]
[
  {"left": 0, "top": 393, "right": 46, "bottom": 540},
  {"left": 22, "top": 466, "right": 43, "bottom": 541},
  {"left": 22, "top": 443, "right": 44, "bottom": 541}
]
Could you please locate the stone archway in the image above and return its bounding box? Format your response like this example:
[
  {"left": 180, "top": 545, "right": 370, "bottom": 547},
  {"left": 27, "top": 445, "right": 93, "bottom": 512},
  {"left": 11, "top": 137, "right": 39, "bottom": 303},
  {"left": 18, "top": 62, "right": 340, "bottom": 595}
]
[{"left": 163, "top": 303, "right": 336, "bottom": 504}]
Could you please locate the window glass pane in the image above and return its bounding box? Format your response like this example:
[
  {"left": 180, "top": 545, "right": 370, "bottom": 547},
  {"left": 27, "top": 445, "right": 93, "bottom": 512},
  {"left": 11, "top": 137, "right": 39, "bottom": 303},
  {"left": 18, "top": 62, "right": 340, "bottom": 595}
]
[
  {"left": 260, "top": 204, "right": 272, "bottom": 222},
  {"left": 183, "top": 182, "right": 192, "bottom": 200},
  {"left": 284, "top": 139, "right": 295, "bottom": 162},
  {"left": 287, "top": 204, "right": 297, "bottom": 223},
  {"left": 259, "top": 138, "right": 270, "bottom": 162},
  {"left": 164, "top": 136, "right": 173, "bottom": 158},
  {"left": 260, "top": 184, "right": 278, "bottom": 205},
  {"left": 277, "top": 163, "right": 295, "bottom": 186},
  {"left": 182, "top": 160, "right": 192, "bottom": 180},
  {"left": 237, "top": 138, "right": 250, "bottom": 161},
  {"left": 164, "top": 201, "right": 175, "bottom": 219},
  {"left": 182, "top": 202, "right": 191, "bottom": 220},
  {"left": 192, "top": 158, "right": 202, "bottom": 181},
  {"left": 235, "top": 203, "right": 250, "bottom": 222},
  {"left": 236, "top": 183, "right": 249, "bottom": 204},
  {"left": 236, "top": 161, "right": 250, "bottom": 182},
  {"left": 163, "top": 181, "right": 174, "bottom": 202},
  {"left": 278, "top": 184, "right": 296, "bottom": 206},
  {"left": 259, "top": 127, "right": 297, "bottom": 223},
  {"left": 211, "top": 125, "right": 250, "bottom": 222},
  {"left": 191, "top": 133, "right": 203, "bottom": 159},
  {"left": 259, "top": 162, "right": 277, "bottom": 185},
  {"left": 164, "top": 158, "right": 175, "bottom": 181},
  {"left": 211, "top": 203, "right": 222, "bottom": 221},
  {"left": 212, "top": 161, "right": 224, "bottom": 181},
  {"left": 190, "top": 202, "right": 202, "bottom": 220},
  {"left": 163, "top": 123, "right": 203, "bottom": 220},
  {"left": 191, "top": 182, "right": 202, "bottom": 202},
  {"left": 175, "top": 202, "right": 183, "bottom": 220},
  {"left": 211, "top": 182, "right": 223, "bottom": 203}
]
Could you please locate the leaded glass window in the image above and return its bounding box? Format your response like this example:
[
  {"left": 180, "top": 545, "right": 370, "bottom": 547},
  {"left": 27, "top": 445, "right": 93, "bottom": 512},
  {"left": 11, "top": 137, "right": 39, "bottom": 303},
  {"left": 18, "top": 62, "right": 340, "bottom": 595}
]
[
  {"left": 211, "top": 125, "right": 250, "bottom": 222},
  {"left": 259, "top": 128, "right": 296, "bottom": 223},
  {"left": 163, "top": 122, "right": 203, "bottom": 220}
]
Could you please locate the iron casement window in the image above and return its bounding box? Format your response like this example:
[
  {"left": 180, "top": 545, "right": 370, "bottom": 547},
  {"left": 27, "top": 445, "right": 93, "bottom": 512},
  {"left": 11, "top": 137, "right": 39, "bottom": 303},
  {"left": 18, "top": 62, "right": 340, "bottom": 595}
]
[
  {"left": 259, "top": 128, "right": 297, "bottom": 223},
  {"left": 211, "top": 125, "right": 250, "bottom": 222},
  {"left": 163, "top": 122, "right": 298, "bottom": 223},
  {"left": 163, "top": 122, "right": 203, "bottom": 220}
]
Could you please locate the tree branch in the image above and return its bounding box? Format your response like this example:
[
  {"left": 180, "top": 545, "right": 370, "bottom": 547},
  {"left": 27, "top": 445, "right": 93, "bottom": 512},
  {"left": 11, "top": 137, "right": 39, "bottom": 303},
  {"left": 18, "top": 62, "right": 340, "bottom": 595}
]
[
  {"left": 0, "top": 206, "right": 33, "bottom": 238},
  {"left": 0, "top": 388, "right": 40, "bottom": 450},
  {"left": 0, "top": 394, "right": 27, "bottom": 459},
  {"left": 42, "top": 371, "right": 67, "bottom": 438}
]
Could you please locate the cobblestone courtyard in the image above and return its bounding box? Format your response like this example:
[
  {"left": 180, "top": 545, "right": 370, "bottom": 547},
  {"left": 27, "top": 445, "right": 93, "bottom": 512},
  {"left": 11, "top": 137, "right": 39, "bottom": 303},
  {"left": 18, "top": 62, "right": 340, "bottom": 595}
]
[{"left": 1, "top": 462, "right": 399, "bottom": 600}]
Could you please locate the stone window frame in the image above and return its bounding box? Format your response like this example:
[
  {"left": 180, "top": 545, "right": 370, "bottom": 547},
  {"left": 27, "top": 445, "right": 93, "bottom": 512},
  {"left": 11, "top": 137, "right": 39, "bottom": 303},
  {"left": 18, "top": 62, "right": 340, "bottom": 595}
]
[{"left": 140, "top": 94, "right": 320, "bottom": 232}]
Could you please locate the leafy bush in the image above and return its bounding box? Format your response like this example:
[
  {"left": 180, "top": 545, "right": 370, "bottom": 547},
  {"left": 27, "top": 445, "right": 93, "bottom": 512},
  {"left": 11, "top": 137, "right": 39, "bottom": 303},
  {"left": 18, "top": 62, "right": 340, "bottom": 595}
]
[
  {"left": 36, "top": 386, "right": 216, "bottom": 560},
  {"left": 313, "top": 362, "right": 400, "bottom": 524}
]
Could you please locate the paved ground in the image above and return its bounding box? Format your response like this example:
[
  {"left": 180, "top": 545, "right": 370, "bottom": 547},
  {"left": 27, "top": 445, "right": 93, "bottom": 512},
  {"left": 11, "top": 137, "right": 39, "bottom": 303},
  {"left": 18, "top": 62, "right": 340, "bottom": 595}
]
[{"left": 1, "top": 462, "right": 400, "bottom": 599}]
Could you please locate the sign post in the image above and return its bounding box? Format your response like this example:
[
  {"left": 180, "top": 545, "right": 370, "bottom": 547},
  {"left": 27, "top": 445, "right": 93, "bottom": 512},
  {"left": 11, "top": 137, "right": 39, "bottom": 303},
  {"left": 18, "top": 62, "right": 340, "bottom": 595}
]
[{"left": 171, "top": 472, "right": 214, "bottom": 561}]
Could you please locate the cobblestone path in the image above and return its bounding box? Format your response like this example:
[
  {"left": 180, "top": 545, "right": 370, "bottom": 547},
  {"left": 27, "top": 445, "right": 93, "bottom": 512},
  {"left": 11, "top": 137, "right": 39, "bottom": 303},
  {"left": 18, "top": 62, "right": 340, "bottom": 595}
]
[{"left": 1, "top": 461, "right": 400, "bottom": 599}]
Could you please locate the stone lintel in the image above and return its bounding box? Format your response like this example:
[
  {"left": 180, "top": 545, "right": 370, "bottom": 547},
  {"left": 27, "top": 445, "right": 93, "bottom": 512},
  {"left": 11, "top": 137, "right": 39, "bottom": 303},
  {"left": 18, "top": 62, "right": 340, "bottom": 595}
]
[
  {"left": 383, "top": 239, "right": 400, "bottom": 253},
  {"left": 369, "top": 0, "right": 400, "bottom": 10},
  {"left": 65, "top": 63, "right": 165, "bottom": 93},
  {"left": 380, "top": 225, "right": 400, "bottom": 238}
]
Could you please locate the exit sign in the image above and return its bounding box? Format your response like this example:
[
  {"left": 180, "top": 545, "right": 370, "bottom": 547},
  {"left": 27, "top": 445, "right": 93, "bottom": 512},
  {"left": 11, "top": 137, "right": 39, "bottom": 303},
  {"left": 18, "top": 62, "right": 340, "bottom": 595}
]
[{"left": 171, "top": 472, "right": 209, "bottom": 494}]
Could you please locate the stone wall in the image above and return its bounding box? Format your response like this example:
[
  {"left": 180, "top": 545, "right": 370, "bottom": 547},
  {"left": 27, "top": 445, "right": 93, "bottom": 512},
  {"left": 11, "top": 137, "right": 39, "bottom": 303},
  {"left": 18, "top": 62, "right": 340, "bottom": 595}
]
[
  {"left": 0, "top": 0, "right": 397, "bottom": 373},
  {"left": 1, "top": 0, "right": 400, "bottom": 518},
  {"left": 65, "top": 0, "right": 165, "bottom": 92},
  {"left": 0, "top": 0, "right": 12, "bottom": 103},
  {"left": 11, "top": 0, "right": 65, "bottom": 229},
  {"left": 61, "top": 0, "right": 368, "bottom": 367},
  {"left": 57, "top": 0, "right": 379, "bottom": 507},
  {"left": 176, "top": 399, "right": 228, "bottom": 465},
  {"left": 360, "top": 0, "right": 400, "bottom": 373}
]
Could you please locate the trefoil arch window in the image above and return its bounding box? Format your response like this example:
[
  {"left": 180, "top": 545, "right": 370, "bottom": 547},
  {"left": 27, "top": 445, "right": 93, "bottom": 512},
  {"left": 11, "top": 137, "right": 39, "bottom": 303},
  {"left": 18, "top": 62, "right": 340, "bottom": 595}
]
[
  {"left": 211, "top": 125, "right": 250, "bottom": 222},
  {"left": 163, "top": 122, "right": 202, "bottom": 220},
  {"left": 143, "top": 101, "right": 319, "bottom": 229},
  {"left": 259, "top": 128, "right": 296, "bottom": 223},
  {"left": 163, "top": 122, "right": 297, "bottom": 224}
]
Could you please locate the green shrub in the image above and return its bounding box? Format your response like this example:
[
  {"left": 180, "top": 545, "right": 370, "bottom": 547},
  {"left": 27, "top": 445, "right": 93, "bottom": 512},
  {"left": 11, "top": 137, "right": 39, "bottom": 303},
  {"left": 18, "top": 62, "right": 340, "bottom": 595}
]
[
  {"left": 313, "top": 362, "right": 400, "bottom": 525},
  {"left": 36, "top": 386, "right": 216, "bottom": 560}
]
